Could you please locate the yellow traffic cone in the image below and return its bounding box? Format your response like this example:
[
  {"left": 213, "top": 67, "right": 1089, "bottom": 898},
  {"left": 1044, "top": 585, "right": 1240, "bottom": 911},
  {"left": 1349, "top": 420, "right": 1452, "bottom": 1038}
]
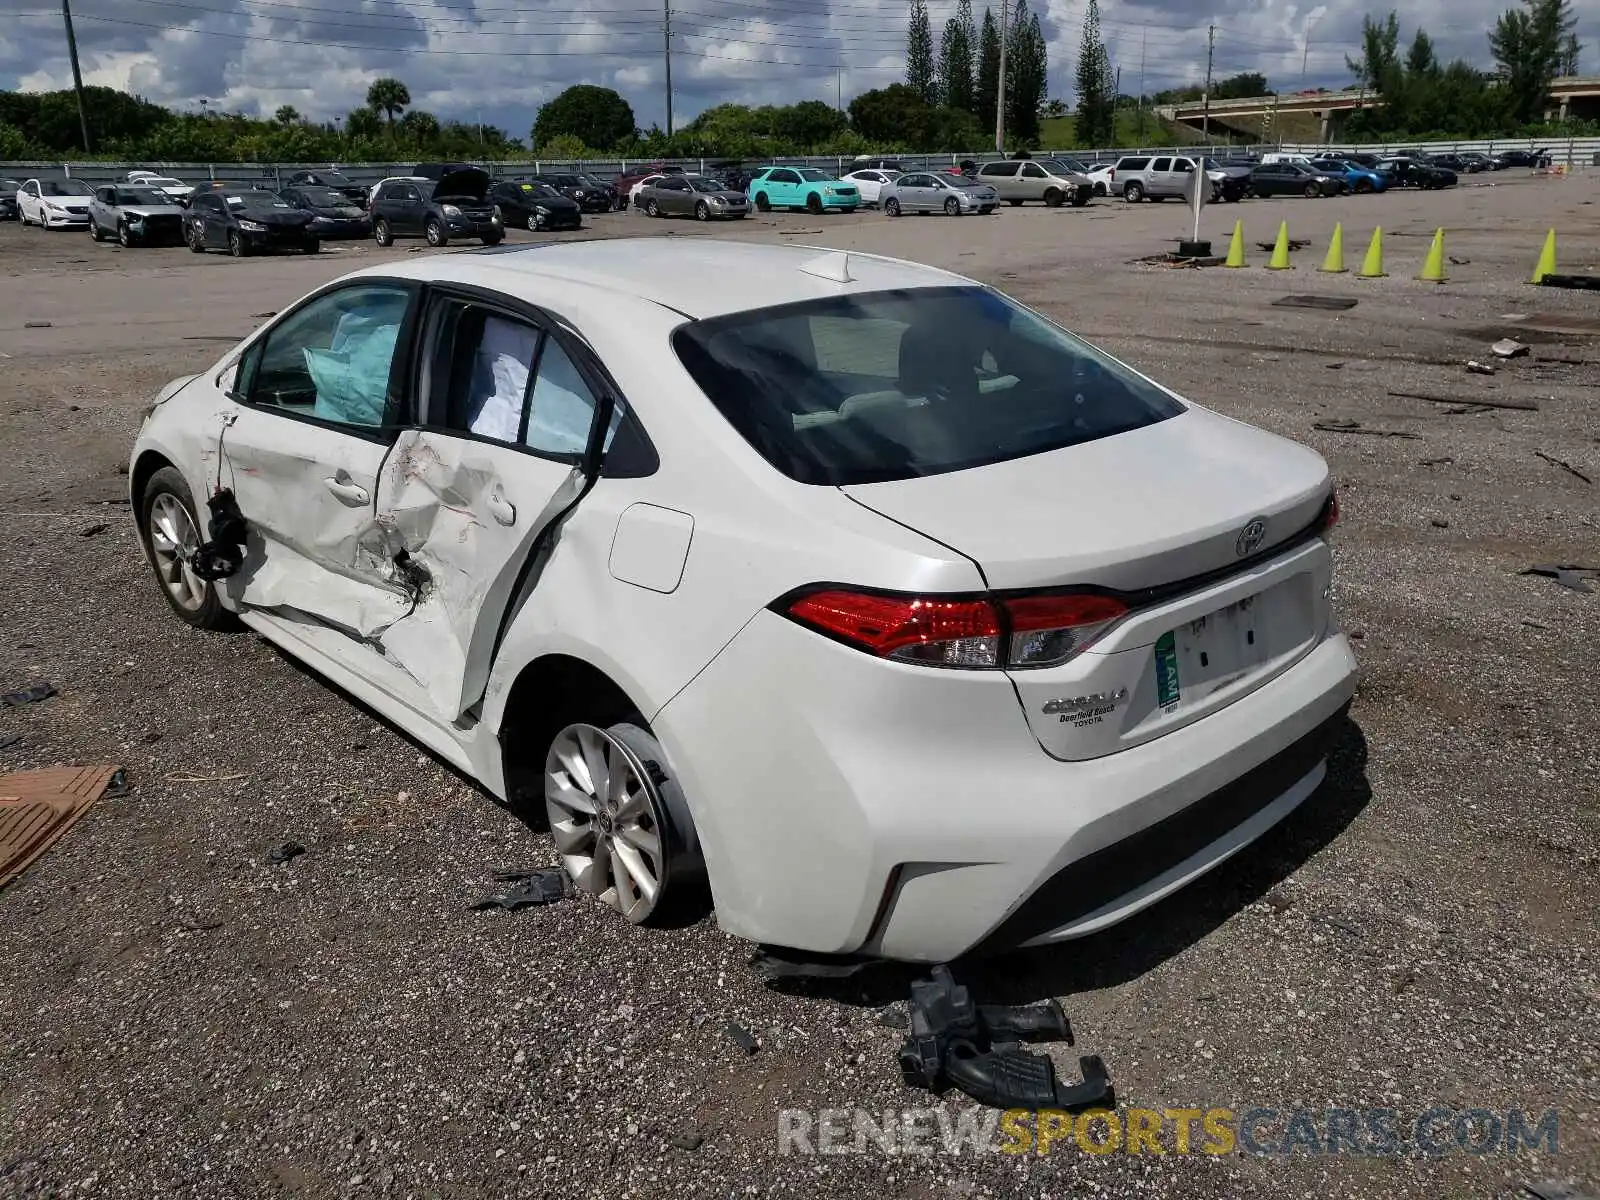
[
  {"left": 1357, "top": 227, "right": 1386, "bottom": 278},
  {"left": 1417, "top": 227, "right": 1447, "bottom": 283},
  {"left": 1530, "top": 228, "right": 1557, "bottom": 283},
  {"left": 1266, "top": 220, "right": 1292, "bottom": 270},
  {"left": 1319, "top": 223, "right": 1347, "bottom": 273},
  {"left": 1224, "top": 219, "right": 1246, "bottom": 268}
]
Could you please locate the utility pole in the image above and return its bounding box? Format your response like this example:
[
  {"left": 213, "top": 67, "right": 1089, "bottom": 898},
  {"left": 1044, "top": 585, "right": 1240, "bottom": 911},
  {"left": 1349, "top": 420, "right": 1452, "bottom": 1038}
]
[
  {"left": 994, "top": 0, "right": 1008, "bottom": 153},
  {"left": 1299, "top": 11, "right": 1320, "bottom": 85},
  {"left": 61, "top": 0, "right": 91, "bottom": 153},
  {"left": 663, "top": 0, "right": 674, "bottom": 137},
  {"left": 1137, "top": 22, "right": 1147, "bottom": 139},
  {"left": 836, "top": 64, "right": 842, "bottom": 112},
  {"left": 1200, "top": 23, "right": 1215, "bottom": 141}
]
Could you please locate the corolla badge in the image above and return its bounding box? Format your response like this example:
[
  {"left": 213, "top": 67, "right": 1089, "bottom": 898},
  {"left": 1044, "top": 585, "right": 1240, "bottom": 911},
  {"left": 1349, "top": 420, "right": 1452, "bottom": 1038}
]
[
  {"left": 1236, "top": 516, "right": 1268, "bottom": 558},
  {"left": 1042, "top": 688, "right": 1128, "bottom": 716}
]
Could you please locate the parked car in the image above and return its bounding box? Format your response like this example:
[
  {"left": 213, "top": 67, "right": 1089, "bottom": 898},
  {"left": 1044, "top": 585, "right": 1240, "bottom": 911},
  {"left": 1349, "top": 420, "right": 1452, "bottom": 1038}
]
[
  {"left": 537, "top": 173, "right": 615, "bottom": 213},
  {"left": 1259, "top": 152, "right": 1315, "bottom": 167},
  {"left": 1374, "top": 156, "right": 1457, "bottom": 188},
  {"left": 1455, "top": 151, "right": 1494, "bottom": 173},
  {"left": 639, "top": 174, "right": 749, "bottom": 220},
  {"left": 277, "top": 185, "right": 373, "bottom": 239},
  {"left": 126, "top": 171, "right": 195, "bottom": 205},
  {"left": 0, "top": 178, "right": 20, "bottom": 221},
  {"left": 628, "top": 172, "right": 699, "bottom": 209},
  {"left": 184, "top": 188, "right": 319, "bottom": 256},
  {"left": 16, "top": 178, "right": 94, "bottom": 228},
  {"left": 88, "top": 183, "right": 188, "bottom": 246},
  {"left": 746, "top": 167, "right": 859, "bottom": 214},
  {"left": 1200, "top": 157, "right": 1252, "bottom": 202},
  {"left": 127, "top": 237, "right": 1354, "bottom": 961},
  {"left": 974, "top": 158, "right": 1093, "bottom": 207},
  {"left": 1490, "top": 147, "right": 1551, "bottom": 169},
  {"left": 285, "top": 169, "right": 369, "bottom": 207},
  {"left": 881, "top": 171, "right": 999, "bottom": 216},
  {"left": 851, "top": 156, "right": 908, "bottom": 172},
  {"left": 1246, "top": 162, "right": 1348, "bottom": 198},
  {"left": 840, "top": 168, "right": 901, "bottom": 207},
  {"left": 1308, "top": 157, "right": 1389, "bottom": 194},
  {"left": 1083, "top": 162, "right": 1117, "bottom": 196},
  {"left": 371, "top": 167, "right": 504, "bottom": 247},
  {"left": 1425, "top": 153, "right": 1472, "bottom": 174},
  {"left": 615, "top": 163, "right": 680, "bottom": 201},
  {"left": 367, "top": 174, "right": 430, "bottom": 209},
  {"left": 487, "top": 180, "right": 582, "bottom": 231},
  {"left": 1111, "top": 155, "right": 1228, "bottom": 203}
]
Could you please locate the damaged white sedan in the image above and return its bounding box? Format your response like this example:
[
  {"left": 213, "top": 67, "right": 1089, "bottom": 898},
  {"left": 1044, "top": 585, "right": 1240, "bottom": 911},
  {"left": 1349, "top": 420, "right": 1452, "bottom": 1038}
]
[{"left": 130, "top": 239, "right": 1357, "bottom": 962}]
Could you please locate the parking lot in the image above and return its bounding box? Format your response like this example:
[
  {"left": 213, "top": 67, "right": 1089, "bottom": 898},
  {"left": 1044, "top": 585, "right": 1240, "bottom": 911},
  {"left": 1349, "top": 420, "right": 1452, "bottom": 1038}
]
[{"left": 1, "top": 173, "right": 1597, "bottom": 1199}]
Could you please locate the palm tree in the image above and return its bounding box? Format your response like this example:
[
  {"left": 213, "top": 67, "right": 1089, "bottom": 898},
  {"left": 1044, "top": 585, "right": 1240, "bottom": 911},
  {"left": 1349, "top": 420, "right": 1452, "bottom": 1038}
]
[{"left": 365, "top": 78, "right": 411, "bottom": 138}]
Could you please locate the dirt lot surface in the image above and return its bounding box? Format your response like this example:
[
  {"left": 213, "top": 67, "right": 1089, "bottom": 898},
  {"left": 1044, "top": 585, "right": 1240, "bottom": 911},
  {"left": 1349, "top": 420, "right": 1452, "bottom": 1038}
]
[{"left": 1, "top": 175, "right": 1598, "bottom": 1199}]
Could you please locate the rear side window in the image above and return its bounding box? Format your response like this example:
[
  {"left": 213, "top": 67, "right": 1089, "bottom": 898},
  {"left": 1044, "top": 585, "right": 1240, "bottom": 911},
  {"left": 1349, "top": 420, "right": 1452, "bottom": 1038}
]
[
  {"left": 671, "top": 286, "right": 1184, "bottom": 486},
  {"left": 980, "top": 162, "right": 1020, "bottom": 177},
  {"left": 1117, "top": 156, "right": 1150, "bottom": 170}
]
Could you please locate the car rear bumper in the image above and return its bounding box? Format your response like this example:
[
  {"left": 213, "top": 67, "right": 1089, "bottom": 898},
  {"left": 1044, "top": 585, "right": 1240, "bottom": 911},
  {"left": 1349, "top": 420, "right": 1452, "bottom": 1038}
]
[{"left": 655, "top": 601, "right": 1359, "bottom": 963}]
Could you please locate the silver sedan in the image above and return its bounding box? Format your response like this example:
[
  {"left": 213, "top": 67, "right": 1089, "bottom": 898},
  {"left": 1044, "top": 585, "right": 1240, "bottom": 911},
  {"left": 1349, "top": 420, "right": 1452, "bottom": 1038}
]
[{"left": 880, "top": 172, "right": 999, "bottom": 217}]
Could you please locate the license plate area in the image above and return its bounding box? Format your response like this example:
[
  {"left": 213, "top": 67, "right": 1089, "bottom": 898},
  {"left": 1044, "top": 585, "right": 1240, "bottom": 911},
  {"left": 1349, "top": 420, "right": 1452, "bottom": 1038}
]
[{"left": 1155, "top": 590, "right": 1274, "bottom": 713}]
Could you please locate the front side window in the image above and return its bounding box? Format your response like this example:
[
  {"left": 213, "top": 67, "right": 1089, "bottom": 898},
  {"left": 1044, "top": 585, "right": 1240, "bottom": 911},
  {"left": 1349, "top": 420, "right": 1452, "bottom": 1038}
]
[
  {"left": 672, "top": 286, "right": 1184, "bottom": 486},
  {"left": 769, "top": 169, "right": 800, "bottom": 184},
  {"left": 249, "top": 284, "right": 414, "bottom": 430},
  {"left": 1022, "top": 163, "right": 1047, "bottom": 178}
]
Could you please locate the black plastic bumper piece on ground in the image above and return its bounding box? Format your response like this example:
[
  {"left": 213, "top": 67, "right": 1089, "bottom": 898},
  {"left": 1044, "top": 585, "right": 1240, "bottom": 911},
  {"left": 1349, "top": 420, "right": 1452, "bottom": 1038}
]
[{"left": 968, "top": 708, "right": 1346, "bottom": 957}]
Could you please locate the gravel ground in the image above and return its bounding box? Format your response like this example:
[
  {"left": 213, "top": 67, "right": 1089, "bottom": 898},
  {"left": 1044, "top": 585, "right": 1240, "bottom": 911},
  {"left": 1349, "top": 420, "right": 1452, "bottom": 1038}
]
[{"left": 1, "top": 175, "right": 1597, "bottom": 1200}]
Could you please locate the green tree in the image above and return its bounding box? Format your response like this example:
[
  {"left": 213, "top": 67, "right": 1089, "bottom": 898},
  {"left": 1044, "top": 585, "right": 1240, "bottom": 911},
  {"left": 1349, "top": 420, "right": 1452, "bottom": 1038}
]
[
  {"left": 344, "top": 107, "right": 383, "bottom": 140},
  {"left": 365, "top": 78, "right": 411, "bottom": 137},
  {"left": 774, "top": 99, "right": 849, "bottom": 148},
  {"left": 1405, "top": 29, "right": 1438, "bottom": 76},
  {"left": 538, "top": 132, "right": 592, "bottom": 159},
  {"left": 1558, "top": 31, "right": 1580, "bottom": 74},
  {"left": 533, "top": 84, "right": 636, "bottom": 151},
  {"left": 1006, "top": 1, "right": 1047, "bottom": 145},
  {"left": 977, "top": 6, "right": 1001, "bottom": 133},
  {"left": 1347, "top": 12, "right": 1401, "bottom": 90},
  {"left": 939, "top": 0, "right": 977, "bottom": 115},
  {"left": 1074, "top": 0, "right": 1114, "bottom": 147},
  {"left": 398, "top": 109, "right": 441, "bottom": 147},
  {"left": 1491, "top": 0, "right": 1578, "bottom": 123},
  {"left": 907, "top": 0, "right": 938, "bottom": 105},
  {"left": 1213, "top": 71, "right": 1269, "bottom": 100},
  {"left": 273, "top": 105, "right": 301, "bottom": 125}
]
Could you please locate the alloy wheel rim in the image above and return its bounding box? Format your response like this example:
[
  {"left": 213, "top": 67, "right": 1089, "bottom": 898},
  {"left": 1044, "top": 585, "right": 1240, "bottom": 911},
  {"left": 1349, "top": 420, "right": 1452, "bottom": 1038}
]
[
  {"left": 544, "top": 724, "right": 665, "bottom": 923},
  {"left": 148, "top": 493, "right": 207, "bottom": 611}
]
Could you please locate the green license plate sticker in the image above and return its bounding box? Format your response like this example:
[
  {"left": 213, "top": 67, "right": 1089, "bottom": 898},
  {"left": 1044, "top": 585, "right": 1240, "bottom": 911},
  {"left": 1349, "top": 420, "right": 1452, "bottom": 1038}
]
[{"left": 1154, "top": 631, "right": 1181, "bottom": 708}]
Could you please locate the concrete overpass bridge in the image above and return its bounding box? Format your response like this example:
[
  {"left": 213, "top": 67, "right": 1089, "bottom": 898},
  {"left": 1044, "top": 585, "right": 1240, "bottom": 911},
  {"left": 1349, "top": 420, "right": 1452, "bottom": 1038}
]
[{"left": 1161, "top": 76, "right": 1600, "bottom": 142}]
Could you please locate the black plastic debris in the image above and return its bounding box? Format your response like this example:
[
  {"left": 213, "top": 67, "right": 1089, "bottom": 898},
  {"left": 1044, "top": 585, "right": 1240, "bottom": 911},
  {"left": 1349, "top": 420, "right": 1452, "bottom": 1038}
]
[
  {"left": 1539, "top": 274, "right": 1600, "bottom": 291},
  {"left": 102, "top": 769, "right": 132, "bottom": 800},
  {"left": 1524, "top": 1184, "right": 1598, "bottom": 1200},
  {"left": 79, "top": 522, "right": 109, "bottom": 538},
  {"left": 748, "top": 945, "right": 878, "bottom": 981},
  {"left": 898, "top": 965, "right": 1114, "bottom": 1112},
  {"left": 1534, "top": 451, "right": 1592, "bottom": 484},
  {"left": 190, "top": 489, "right": 247, "bottom": 581},
  {"left": 1273, "top": 295, "right": 1358, "bottom": 311},
  {"left": 1, "top": 683, "right": 56, "bottom": 708},
  {"left": 1520, "top": 564, "right": 1600, "bottom": 593},
  {"left": 471, "top": 866, "right": 572, "bottom": 910},
  {"left": 1313, "top": 420, "right": 1421, "bottom": 439},
  {"left": 0, "top": 733, "right": 21, "bottom": 752},
  {"left": 725, "top": 1022, "right": 760, "bottom": 1055},
  {"left": 267, "top": 840, "right": 306, "bottom": 865},
  {"left": 665, "top": 1131, "right": 704, "bottom": 1151}
]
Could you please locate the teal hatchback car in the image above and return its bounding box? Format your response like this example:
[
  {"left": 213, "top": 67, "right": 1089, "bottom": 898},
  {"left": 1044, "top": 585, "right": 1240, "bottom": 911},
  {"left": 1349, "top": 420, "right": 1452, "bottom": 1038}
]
[{"left": 746, "top": 167, "right": 860, "bottom": 214}]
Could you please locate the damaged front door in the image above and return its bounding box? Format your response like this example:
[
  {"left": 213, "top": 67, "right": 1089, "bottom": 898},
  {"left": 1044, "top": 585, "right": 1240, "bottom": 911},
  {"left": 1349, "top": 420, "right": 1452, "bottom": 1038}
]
[
  {"left": 372, "top": 293, "right": 620, "bottom": 722},
  {"left": 218, "top": 280, "right": 422, "bottom": 641}
]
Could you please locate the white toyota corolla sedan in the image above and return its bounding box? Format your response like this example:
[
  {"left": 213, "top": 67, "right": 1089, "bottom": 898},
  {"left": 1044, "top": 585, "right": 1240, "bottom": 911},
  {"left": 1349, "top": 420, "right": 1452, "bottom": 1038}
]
[{"left": 129, "top": 238, "right": 1357, "bottom": 962}]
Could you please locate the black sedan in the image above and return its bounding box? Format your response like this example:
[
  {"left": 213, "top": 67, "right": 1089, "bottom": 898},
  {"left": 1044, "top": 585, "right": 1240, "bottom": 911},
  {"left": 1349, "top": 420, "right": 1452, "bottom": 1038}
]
[
  {"left": 0, "top": 178, "right": 19, "bottom": 221},
  {"left": 1491, "top": 148, "right": 1552, "bottom": 169},
  {"left": 536, "top": 173, "right": 615, "bottom": 213},
  {"left": 278, "top": 185, "right": 372, "bottom": 239},
  {"left": 1375, "top": 156, "right": 1457, "bottom": 188},
  {"left": 185, "top": 189, "right": 319, "bottom": 256},
  {"left": 284, "top": 169, "right": 369, "bottom": 208},
  {"left": 1247, "top": 162, "right": 1349, "bottom": 198},
  {"left": 488, "top": 180, "right": 582, "bottom": 231}
]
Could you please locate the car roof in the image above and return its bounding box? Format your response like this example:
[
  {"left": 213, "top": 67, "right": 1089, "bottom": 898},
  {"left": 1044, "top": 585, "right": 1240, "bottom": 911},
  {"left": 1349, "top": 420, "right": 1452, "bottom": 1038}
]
[{"left": 355, "top": 237, "right": 973, "bottom": 321}]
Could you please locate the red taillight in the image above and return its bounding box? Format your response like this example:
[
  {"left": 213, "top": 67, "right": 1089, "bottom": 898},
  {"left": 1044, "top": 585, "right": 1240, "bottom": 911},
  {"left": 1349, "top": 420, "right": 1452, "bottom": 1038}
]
[
  {"left": 1320, "top": 490, "right": 1340, "bottom": 534},
  {"left": 783, "top": 589, "right": 1129, "bottom": 670}
]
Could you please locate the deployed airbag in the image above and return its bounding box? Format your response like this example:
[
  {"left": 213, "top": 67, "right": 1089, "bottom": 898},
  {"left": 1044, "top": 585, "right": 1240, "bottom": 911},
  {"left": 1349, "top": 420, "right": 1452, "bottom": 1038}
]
[{"left": 306, "top": 312, "right": 400, "bottom": 426}]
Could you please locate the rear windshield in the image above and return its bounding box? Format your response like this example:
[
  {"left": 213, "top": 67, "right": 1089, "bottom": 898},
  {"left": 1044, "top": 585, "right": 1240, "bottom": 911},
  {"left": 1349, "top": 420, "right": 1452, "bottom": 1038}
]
[{"left": 671, "top": 286, "right": 1184, "bottom": 485}]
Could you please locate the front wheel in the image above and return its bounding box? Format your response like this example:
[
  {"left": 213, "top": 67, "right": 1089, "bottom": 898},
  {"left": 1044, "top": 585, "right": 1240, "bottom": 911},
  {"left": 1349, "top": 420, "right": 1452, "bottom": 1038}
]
[
  {"left": 543, "top": 722, "right": 708, "bottom": 928},
  {"left": 304, "top": 239, "right": 320, "bottom": 254},
  {"left": 1355, "top": 179, "right": 1373, "bottom": 194},
  {"left": 1304, "top": 182, "right": 1320, "bottom": 198},
  {"left": 806, "top": 193, "right": 823, "bottom": 214},
  {"left": 944, "top": 196, "right": 961, "bottom": 216},
  {"left": 694, "top": 200, "right": 709, "bottom": 221},
  {"left": 118, "top": 222, "right": 133, "bottom": 247},
  {"left": 885, "top": 197, "right": 901, "bottom": 217},
  {"left": 227, "top": 230, "right": 247, "bottom": 257},
  {"left": 425, "top": 219, "right": 446, "bottom": 246},
  {"left": 373, "top": 218, "right": 393, "bottom": 246},
  {"left": 481, "top": 232, "right": 503, "bottom": 246},
  {"left": 1008, "top": 198, "right": 1023, "bottom": 206},
  {"left": 139, "top": 467, "right": 237, "bottom": 631},
  {"left": 1070, "top": 190, "right": 1089, "bottom": 208},
  {"left": 1044, "top": 187, "right": 1064, "bottom": 208}
]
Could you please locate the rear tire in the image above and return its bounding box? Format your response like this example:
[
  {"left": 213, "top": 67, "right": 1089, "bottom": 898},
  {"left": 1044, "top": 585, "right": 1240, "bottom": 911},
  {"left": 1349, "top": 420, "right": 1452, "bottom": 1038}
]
[
  {"left": 304, "top": 239, "right": 320, "bottom": 254},
  {"left": 1008, "top": 199, "right": 1023, "bottom": 206},
  {"left": 1070, "top": 190, "right": 1089, "bottom": 207},
  {"left": 89, "top": 219, "right": 103, "bottom": 241},
  {"left": 139, "top": 467, "right": 238, "bottom": 632},
  {"left": 647, "top": 199, "right": 661, "bottom": 218},
  {"left": 187, "top": 226, "right": 206, "bottom": 253}
]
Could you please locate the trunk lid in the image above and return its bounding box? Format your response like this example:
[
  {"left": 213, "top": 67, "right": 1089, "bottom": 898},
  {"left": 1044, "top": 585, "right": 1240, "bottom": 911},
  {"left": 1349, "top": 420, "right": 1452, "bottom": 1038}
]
[{"left": 842, "top": 406, "right": 1336, "bottom": 758}]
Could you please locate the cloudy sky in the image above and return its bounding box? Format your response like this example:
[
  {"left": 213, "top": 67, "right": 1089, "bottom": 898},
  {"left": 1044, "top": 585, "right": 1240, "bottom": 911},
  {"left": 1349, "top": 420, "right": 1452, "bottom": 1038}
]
[{"left": 0, "top": 0, "right": 1593, "bottom": 139}]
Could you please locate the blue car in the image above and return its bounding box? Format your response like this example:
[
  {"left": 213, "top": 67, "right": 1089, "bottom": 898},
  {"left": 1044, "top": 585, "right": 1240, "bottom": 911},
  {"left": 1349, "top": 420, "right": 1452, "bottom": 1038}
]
[
  {"left": 745, "top": 166, "right": 860, "bottom": 214},
  {"left": 1309, "top": 157, "right": 1389, "bottom": 194}
]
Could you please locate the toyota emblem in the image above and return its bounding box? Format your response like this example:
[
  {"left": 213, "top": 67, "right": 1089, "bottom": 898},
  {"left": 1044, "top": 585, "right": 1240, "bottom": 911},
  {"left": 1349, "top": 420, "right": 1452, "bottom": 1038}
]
[{"left": 1236, "top": 517, "right": 1267, "bottom": 557}]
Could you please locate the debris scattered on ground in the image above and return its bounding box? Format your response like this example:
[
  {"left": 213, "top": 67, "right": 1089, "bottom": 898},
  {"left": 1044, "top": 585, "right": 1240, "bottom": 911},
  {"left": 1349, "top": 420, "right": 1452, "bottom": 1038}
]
[
  {"left": 266, "top": 840, "right": 307, "bottom": 865},
  {"left": 748, "top": 947, "right": 877, "bottom": 981},
  {"left": 1534, "top": 451, "right": 1592, "bottom": 484},
  {"left": 1491, "top": 338, "right": 1530, "bottom": 358},
  {"left": 1430, "top": 518, "right": 1450, "bottom": 528},
  {"left": 725, "top": 1022, "right": 760, "bottom": 1055},
  {"left": 1523, "top": 1182, "right": 1599, "bottom": 1200},
  {"left": 1273, "top": 295, "right": 1358, "bottom": 311},
  {"left": 470, "top": 866, "right": 572, "bottom": 910},
  {"left": 1313, "top": 419, "right": 1421, "bottom": 439},
  {"left": 1522, "top": 618, "right": 1550, "bottom": 630},
  {"left": 1419, "top": 456, "right": 1455, "bottom": 466},
  {"left": 897, "top": 965, "right": 1113, "bottom": 1111},
  {"left": 1448, "top": 255, "right": 1470, "bottom": 265},
  {"left": 0, "top": 765, "right": 125, "bottom": 888},
  {"left": 165, "top": 771, "right": 249, "bottom": 783},
  {"left": 1538, "top": 274, "right": 1600, "bottom": 291},
  {"left": 1324, "top": 361, "right": 1345, "bottom": 370},
  {"left": 0, "top": 734, "right": 21, "bottom": 752},
  {"left": 877, "top": 1003, "right": 910, "bottom": 1030},
  {"left": 1466, "top": 360, "right": 1495, "bottom": 376},
  {"left": 778, "top": 228, "right": 824, "bottom": 236},
  {"left": 23, "top": 320, "right": 51, "bottom": 328},
  {"left": 1519, "top": 564, "right": 1600, "bottom": 593},
  {"left": 78, "top": 522, "right": 108, "bottom": 537},
  {"left": 1, "top": 683, "right": 56, "bottom": 708},
  {"left": 1256, "top": 238, "right": 1310, "bottom": 252},
  {"left": 665, "top": 1131, "right": 704, "bottom": 1151},
  {"left": 1388, "top": 390, "right": 1538, "bottom": 412}
]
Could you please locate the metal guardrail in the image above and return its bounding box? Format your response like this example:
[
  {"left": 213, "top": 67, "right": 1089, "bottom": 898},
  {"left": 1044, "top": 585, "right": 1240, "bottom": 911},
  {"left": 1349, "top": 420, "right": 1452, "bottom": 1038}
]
[{"left": 3, "top": 135, "right": 1595, "bottom": 188}]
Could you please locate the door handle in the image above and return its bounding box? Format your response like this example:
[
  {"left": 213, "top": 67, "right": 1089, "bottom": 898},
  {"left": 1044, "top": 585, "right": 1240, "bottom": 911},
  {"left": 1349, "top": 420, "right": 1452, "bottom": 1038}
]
[
  {"left": 324, "top": 477, "right": 369, "bottom": 505},
  {"left": 488, "top": 494, "right": 516, "bottom": 526}
]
